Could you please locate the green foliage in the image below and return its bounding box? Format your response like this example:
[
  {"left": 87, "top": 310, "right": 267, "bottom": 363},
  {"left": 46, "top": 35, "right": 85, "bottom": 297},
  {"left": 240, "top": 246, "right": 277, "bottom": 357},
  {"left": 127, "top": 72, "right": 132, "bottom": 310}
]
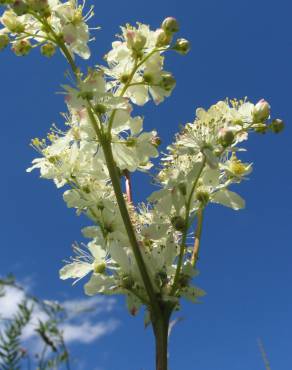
[
  {"left": 0, "top": 301, "right": 32, "bottom": 370},
  {"left": 0, "top": 276, "right": 71, "bottom": 370},
  {"left": 34, "top": 302, "right": 70, "bottom": 370}
]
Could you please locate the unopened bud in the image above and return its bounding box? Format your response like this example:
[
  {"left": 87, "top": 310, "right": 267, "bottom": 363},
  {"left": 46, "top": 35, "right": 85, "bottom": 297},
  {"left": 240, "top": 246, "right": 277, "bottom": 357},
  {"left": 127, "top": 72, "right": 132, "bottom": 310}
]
[
  {"left": 151, "top": 135, "right": 161, "bottom": 147},
  {"left": 157, "top": 271, "right": 168, "bottom": 285},
  {"left": 1, "top": 10, "right": 25, "bottom": 33},
  {"left": 270, "top": 118, "right": 284, "bottom": 133},
  {"left": 171, "top": 216, "right": 185, "bottom": 231},
  {"left": 196, "top": 190, "right": 210, "bottom": 205},
  {"left": 126, "top": 30, "right": 146, "bottom": 51},
  {"left": 40, "top": 43, "right": 56, "bottom": 57},
  {"left": 179, "top": 273, "right": 190, "bottom": 288},
  {"left": 12, "top": 0, "right": 29, "bottom": 16},
  {"left": 178, "top": 182, "right": 187, "bottom": 196},
  {"left": 253, "top": 99, "right": 270, "bottom": 122},
  {"left": 155, "top": 28, "right": 172, "bottom": 47},
  {"left": 218, "top": 129, "right": 235, "bottom": 147},
  {"left": 12, "top": 39, "right": 31, "bottom": 56},
  {"left": 120, "top": 73, "right": 130, "bottom": 84},
  {"left": 94, "top": 103, "right": 107, "bottom": 114},
  {"left": 0, "top": 34, "right": 9, "bottom": 51},
  {"left": 121, "top": 275, "right": 134, "bottom": 289},
  {"left": 161, "top": 17, "right": 179, "bottom": 34},
  {"left": 173, "top": 38, "right": 190, "bottom": 55},
  {"left": 27, "top": 0, "right": 49, "bottom": 15},
  {"left": 160, "top": 72, "right": 176, "bottom": 91}
]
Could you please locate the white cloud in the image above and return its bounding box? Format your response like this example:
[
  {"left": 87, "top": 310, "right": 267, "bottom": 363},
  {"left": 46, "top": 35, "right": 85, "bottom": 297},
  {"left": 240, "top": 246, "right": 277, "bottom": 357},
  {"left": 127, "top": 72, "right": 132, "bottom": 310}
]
[
  {"left": 61, "top": 319, "right": 119, "bottom": 344},
  {"left": 0, "top": 286, "right": 26, "bottom": 319},
  {"left": 0, "top": 284, "right": 119, "bottom": 346},
  {"left": 62, "top": 296, "right": 116, "bottom": 319}
]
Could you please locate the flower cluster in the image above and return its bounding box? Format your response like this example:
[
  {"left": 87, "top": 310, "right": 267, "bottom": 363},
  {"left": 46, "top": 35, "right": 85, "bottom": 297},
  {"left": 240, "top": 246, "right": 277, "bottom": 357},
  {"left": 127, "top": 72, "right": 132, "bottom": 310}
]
[
  {"left": 2, "top": 2, "right": 284, "bottom": 318},
  {"left": 0, "top": 0, "right": 94, "bottom": 58},
  {"left": 101, "top": 17, "right": 189, "bottom": 105},
  {"left": 23, "top": 16, "right": 198, "bottom": 314},
  {"left": 151, "top": 99, "right": 273, "bottom": 219}
]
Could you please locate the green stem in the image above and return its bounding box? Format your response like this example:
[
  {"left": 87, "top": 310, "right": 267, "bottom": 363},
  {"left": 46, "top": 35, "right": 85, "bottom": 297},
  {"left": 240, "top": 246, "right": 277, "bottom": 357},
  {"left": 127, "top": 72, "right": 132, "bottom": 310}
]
[
  {"left": 46, "top": 30, "right": 170, "bottom": 338},
  {"left": 191, "top": 206, "right": 204, "bottom": 266},
  {"left": 152, "top": 310, "right": 171, "bottom": 370},
  {"left": 86, "top": 106, "right": 161, "bottom": 317},
  {"left": 107, "top": 47, "right": 167, "bottom": 133},
  {"left": 36, "top": 14, "right": 80, "bottom": 78},
  {"left": 171, "top": 157, "right": 206, "bottom": 294}
]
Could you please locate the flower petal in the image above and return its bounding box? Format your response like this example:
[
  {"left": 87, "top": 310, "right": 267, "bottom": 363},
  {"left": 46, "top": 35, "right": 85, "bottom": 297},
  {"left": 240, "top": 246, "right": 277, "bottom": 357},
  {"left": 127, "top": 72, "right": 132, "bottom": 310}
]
[{"left": 212, "top": 189, "right": 245, "bottom": 210}]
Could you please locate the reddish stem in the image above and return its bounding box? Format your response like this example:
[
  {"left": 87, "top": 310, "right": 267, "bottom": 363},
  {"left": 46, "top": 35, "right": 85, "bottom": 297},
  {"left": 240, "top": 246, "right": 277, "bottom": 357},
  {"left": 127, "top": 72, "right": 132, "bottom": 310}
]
[{"left": 124, "top": 170, "right": 133, "bottom": 203}]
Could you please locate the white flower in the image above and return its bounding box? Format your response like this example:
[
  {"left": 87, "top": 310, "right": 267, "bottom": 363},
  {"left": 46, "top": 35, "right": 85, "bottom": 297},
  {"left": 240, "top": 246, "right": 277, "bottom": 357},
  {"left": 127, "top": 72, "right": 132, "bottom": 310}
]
[
  {"left": 102, "top": 22, "right": 176, "bottom": 106},
  {"left": 60, "top": 241, "right": 110, "bottom": 284}
]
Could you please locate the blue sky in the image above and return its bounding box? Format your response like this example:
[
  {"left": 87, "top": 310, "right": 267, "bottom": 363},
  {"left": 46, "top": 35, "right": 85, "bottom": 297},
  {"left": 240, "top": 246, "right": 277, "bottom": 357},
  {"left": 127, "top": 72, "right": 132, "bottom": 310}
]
[{"left": 1, "top": 0, "right": 291, "bottom": 369}]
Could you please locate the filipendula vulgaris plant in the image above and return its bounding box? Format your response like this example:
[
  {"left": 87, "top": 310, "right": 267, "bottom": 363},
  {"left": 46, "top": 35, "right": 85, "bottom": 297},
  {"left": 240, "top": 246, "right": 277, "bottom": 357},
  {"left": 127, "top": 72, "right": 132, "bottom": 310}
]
[{"left": 0, "top": 1, "right": 284, "bottom": 369}]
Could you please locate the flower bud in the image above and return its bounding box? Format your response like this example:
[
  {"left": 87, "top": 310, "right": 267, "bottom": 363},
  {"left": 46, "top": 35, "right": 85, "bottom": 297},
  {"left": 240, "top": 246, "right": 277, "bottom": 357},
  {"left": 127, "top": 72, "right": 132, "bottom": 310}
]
[
  {"left": 155, "top": 28, "right": 172, "bottom": 47},
  {"left": 218, "top": 128, "right": 235, "bottom": 147},
  {"left": 12, "top": 0, "right": 29, "bottom": 16},
  {"left": 178, "top": 182, "right": 187, "bottom": 196},
  {"left": 94, "top": 103, "right": 107, "bottom": 115},
  {"left": 161, "top": 17, "right": 179, "bottom": 34},
  {"left": 171, "top": 216, "right": 185, "bottom": 231},
  {"left": 120, "top": 73, "right": 130, "bottom": 84},
  {"left": 196, "top": 190, "right": 210, "bottom": 205},
  {"left": 270, "top": 118, "right": 284, "bottom": 133},
  {"left": 121, "top": 275, "right": 134, "bottom": 289},
  {"left": 179, "top": 273, "right": 190, "bottom": 288},
  {"left": 40, "top": 43, "right": 56, "bottom": 57},
  {"left": 126, "top": 30, "right": 146, "bottom": 52},
  {"left": 253, "top": 99, "right": 270, "bottom": 122},
  {"left": 157, "top": 271, "right": 168, "bottom": 285},
  {"left": 151, "top": 135, "right": 161, "bottom": 147},
  {"left": 12, "top": 39, "right": 31, "bottom": 56},
  {"left": 173, "top": 38, "right": 190, "bottom": 55},
  {"left": 0, "top": 34, "right": 9, "bottom": 51},
  {"left": 27, "top": 0, "right": 49, "bottom": 16},
  {"left": 160, "top": 72, "right": 176, "bottom": 91},
  {"left": 1, "top": 10, "right": 25, "bottom": 33}
]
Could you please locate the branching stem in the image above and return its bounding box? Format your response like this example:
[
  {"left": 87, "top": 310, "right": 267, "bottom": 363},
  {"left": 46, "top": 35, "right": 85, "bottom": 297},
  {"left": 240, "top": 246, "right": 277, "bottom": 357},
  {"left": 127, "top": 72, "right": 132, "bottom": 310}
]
[
  {"left": 171, "top": 157, "right": 206, "bottom": 294},
  {"left": 191, "top": 207, "right": 204, "bottom": 266}
]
